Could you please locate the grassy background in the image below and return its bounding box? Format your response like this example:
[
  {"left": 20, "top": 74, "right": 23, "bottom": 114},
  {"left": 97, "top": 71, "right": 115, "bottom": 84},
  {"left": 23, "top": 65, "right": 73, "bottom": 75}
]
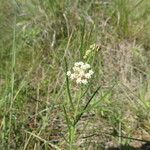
[{"left": 0, "top": 0, "right": 150, "bottom": 149}]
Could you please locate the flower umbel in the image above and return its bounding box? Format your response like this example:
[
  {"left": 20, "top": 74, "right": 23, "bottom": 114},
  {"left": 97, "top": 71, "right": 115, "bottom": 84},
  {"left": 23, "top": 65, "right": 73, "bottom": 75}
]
[{"left": 67, "top": 62, "right": 94, "bottom": 85}]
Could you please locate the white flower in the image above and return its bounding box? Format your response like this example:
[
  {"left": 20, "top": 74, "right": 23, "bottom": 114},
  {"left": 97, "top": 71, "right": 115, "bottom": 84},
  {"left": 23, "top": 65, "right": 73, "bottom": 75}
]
[
  {"left": 89, "top": 70, "right": 94, "bottom": 75},
  {"left": 78, "top": 70, "right": 84, "bottom": 76},
  {"left": 70, "top": 74, "right": 75, "bottom": 80},
  {"left": 78, "top": 62, "right": 84, "bottom": 66},
  {"left": 80, "top": 63, "right": 90, "bottom": 70},
  {"left": 76, "top": 78, "right": 82, "bottom": 84},
  {"left": 67, "top": 61, "right": 94, "bottom": 85},
  {"left": 73, "top": 66, "right": 80, "bottom": 71},
  {"left": 82, "top": 79, "right": 88, "bottom": 84},
  {"left": 67, "top": 71, "right": 71, "bottom": 76},
  {"left": 74, "top": 62, "right": 80, "bottom": 66},
  {"left": 84, "top": 63, "right": 90, "bottom": 69},
  {"left": 85, "top": 73, "right": 91, "bottom": 79}
]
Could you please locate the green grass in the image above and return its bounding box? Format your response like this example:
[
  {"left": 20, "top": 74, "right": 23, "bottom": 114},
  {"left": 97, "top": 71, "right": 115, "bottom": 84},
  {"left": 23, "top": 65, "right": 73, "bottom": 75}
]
[{"left": 0, "top": 0, "right": 150, "bottom": 149}]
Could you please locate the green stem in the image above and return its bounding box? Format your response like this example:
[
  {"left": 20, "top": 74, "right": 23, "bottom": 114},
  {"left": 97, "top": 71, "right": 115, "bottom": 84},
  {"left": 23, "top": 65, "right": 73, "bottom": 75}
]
[
  {"left": 64, "top": 58, "right": 74, "bottom": 111},
  {"left": 74, "top": 88, "right": 82, "bottom": 120},
  {"left": 8, "top": 13, "right": 16, "bottom": 148},
  {"left": 69, "top": 126, "right": 76, "bottom": 150}
]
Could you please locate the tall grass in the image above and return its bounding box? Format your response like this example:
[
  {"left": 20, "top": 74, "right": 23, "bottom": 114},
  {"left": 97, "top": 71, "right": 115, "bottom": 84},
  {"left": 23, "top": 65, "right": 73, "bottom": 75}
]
[{"left": 0, "top": 0, "right": 150, "bottom": 149}]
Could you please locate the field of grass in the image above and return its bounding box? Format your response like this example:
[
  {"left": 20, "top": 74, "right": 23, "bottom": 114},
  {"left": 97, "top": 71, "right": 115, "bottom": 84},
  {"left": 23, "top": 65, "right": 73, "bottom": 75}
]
[{"left": 0, "top": 0, "right": 150, "bottom": 149}]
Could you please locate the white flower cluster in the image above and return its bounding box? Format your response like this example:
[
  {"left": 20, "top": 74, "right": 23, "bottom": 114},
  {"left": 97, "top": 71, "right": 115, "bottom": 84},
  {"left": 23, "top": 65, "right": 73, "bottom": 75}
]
[{"left": 67, "top": 62, "right": 94, "bottom": 85}]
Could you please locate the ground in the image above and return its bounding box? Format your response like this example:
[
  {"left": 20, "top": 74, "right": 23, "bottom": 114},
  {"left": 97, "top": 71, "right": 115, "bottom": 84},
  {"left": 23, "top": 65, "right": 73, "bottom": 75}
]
[{"left": 0, "top": 0, "right": 150, "bottom": 149}]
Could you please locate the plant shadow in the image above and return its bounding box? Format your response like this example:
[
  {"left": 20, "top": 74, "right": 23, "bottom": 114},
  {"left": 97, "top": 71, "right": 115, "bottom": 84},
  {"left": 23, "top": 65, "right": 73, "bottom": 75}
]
[{"left": 107, "top": 142, "right": 150, "bottom": 150}]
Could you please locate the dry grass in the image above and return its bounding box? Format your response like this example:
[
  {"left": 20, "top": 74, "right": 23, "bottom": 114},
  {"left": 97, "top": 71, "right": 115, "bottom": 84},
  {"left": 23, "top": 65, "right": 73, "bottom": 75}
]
[{"left": 0, "top": 0, "right": 150, "bottom": 149}]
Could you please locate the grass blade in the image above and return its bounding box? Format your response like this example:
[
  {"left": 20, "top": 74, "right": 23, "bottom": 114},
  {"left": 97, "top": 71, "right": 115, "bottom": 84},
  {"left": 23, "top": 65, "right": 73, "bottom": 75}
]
[
  {"left": 64, "top": 57, "right": 74, "bottom": 110},
  {"left": 74, "top": 85, "right": 101, "bottom": 125}
]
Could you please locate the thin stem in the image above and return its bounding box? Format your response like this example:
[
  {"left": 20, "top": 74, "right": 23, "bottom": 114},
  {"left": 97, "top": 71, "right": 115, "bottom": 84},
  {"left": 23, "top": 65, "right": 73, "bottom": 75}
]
[
  {"left": 74, "top": 87, "right": 82, "bottom": 120},
  {"left": 8, "top": 13, "right": 16, "bottom": 148},
  {"left": 64, "top": 57, "right": 74, "bottom": 111}
]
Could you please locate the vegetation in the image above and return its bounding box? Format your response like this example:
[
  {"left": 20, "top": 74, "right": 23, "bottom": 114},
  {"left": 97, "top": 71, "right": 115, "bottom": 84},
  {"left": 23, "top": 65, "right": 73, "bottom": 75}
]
[{"left": 0, "top": 0, "right": 150, "bottom": 149}]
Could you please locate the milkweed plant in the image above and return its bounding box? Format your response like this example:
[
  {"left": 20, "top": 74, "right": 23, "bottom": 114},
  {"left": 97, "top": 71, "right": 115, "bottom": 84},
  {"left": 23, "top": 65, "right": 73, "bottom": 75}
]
[{"left": 63, "top": 58, "right": 101, "bottom": 150}]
